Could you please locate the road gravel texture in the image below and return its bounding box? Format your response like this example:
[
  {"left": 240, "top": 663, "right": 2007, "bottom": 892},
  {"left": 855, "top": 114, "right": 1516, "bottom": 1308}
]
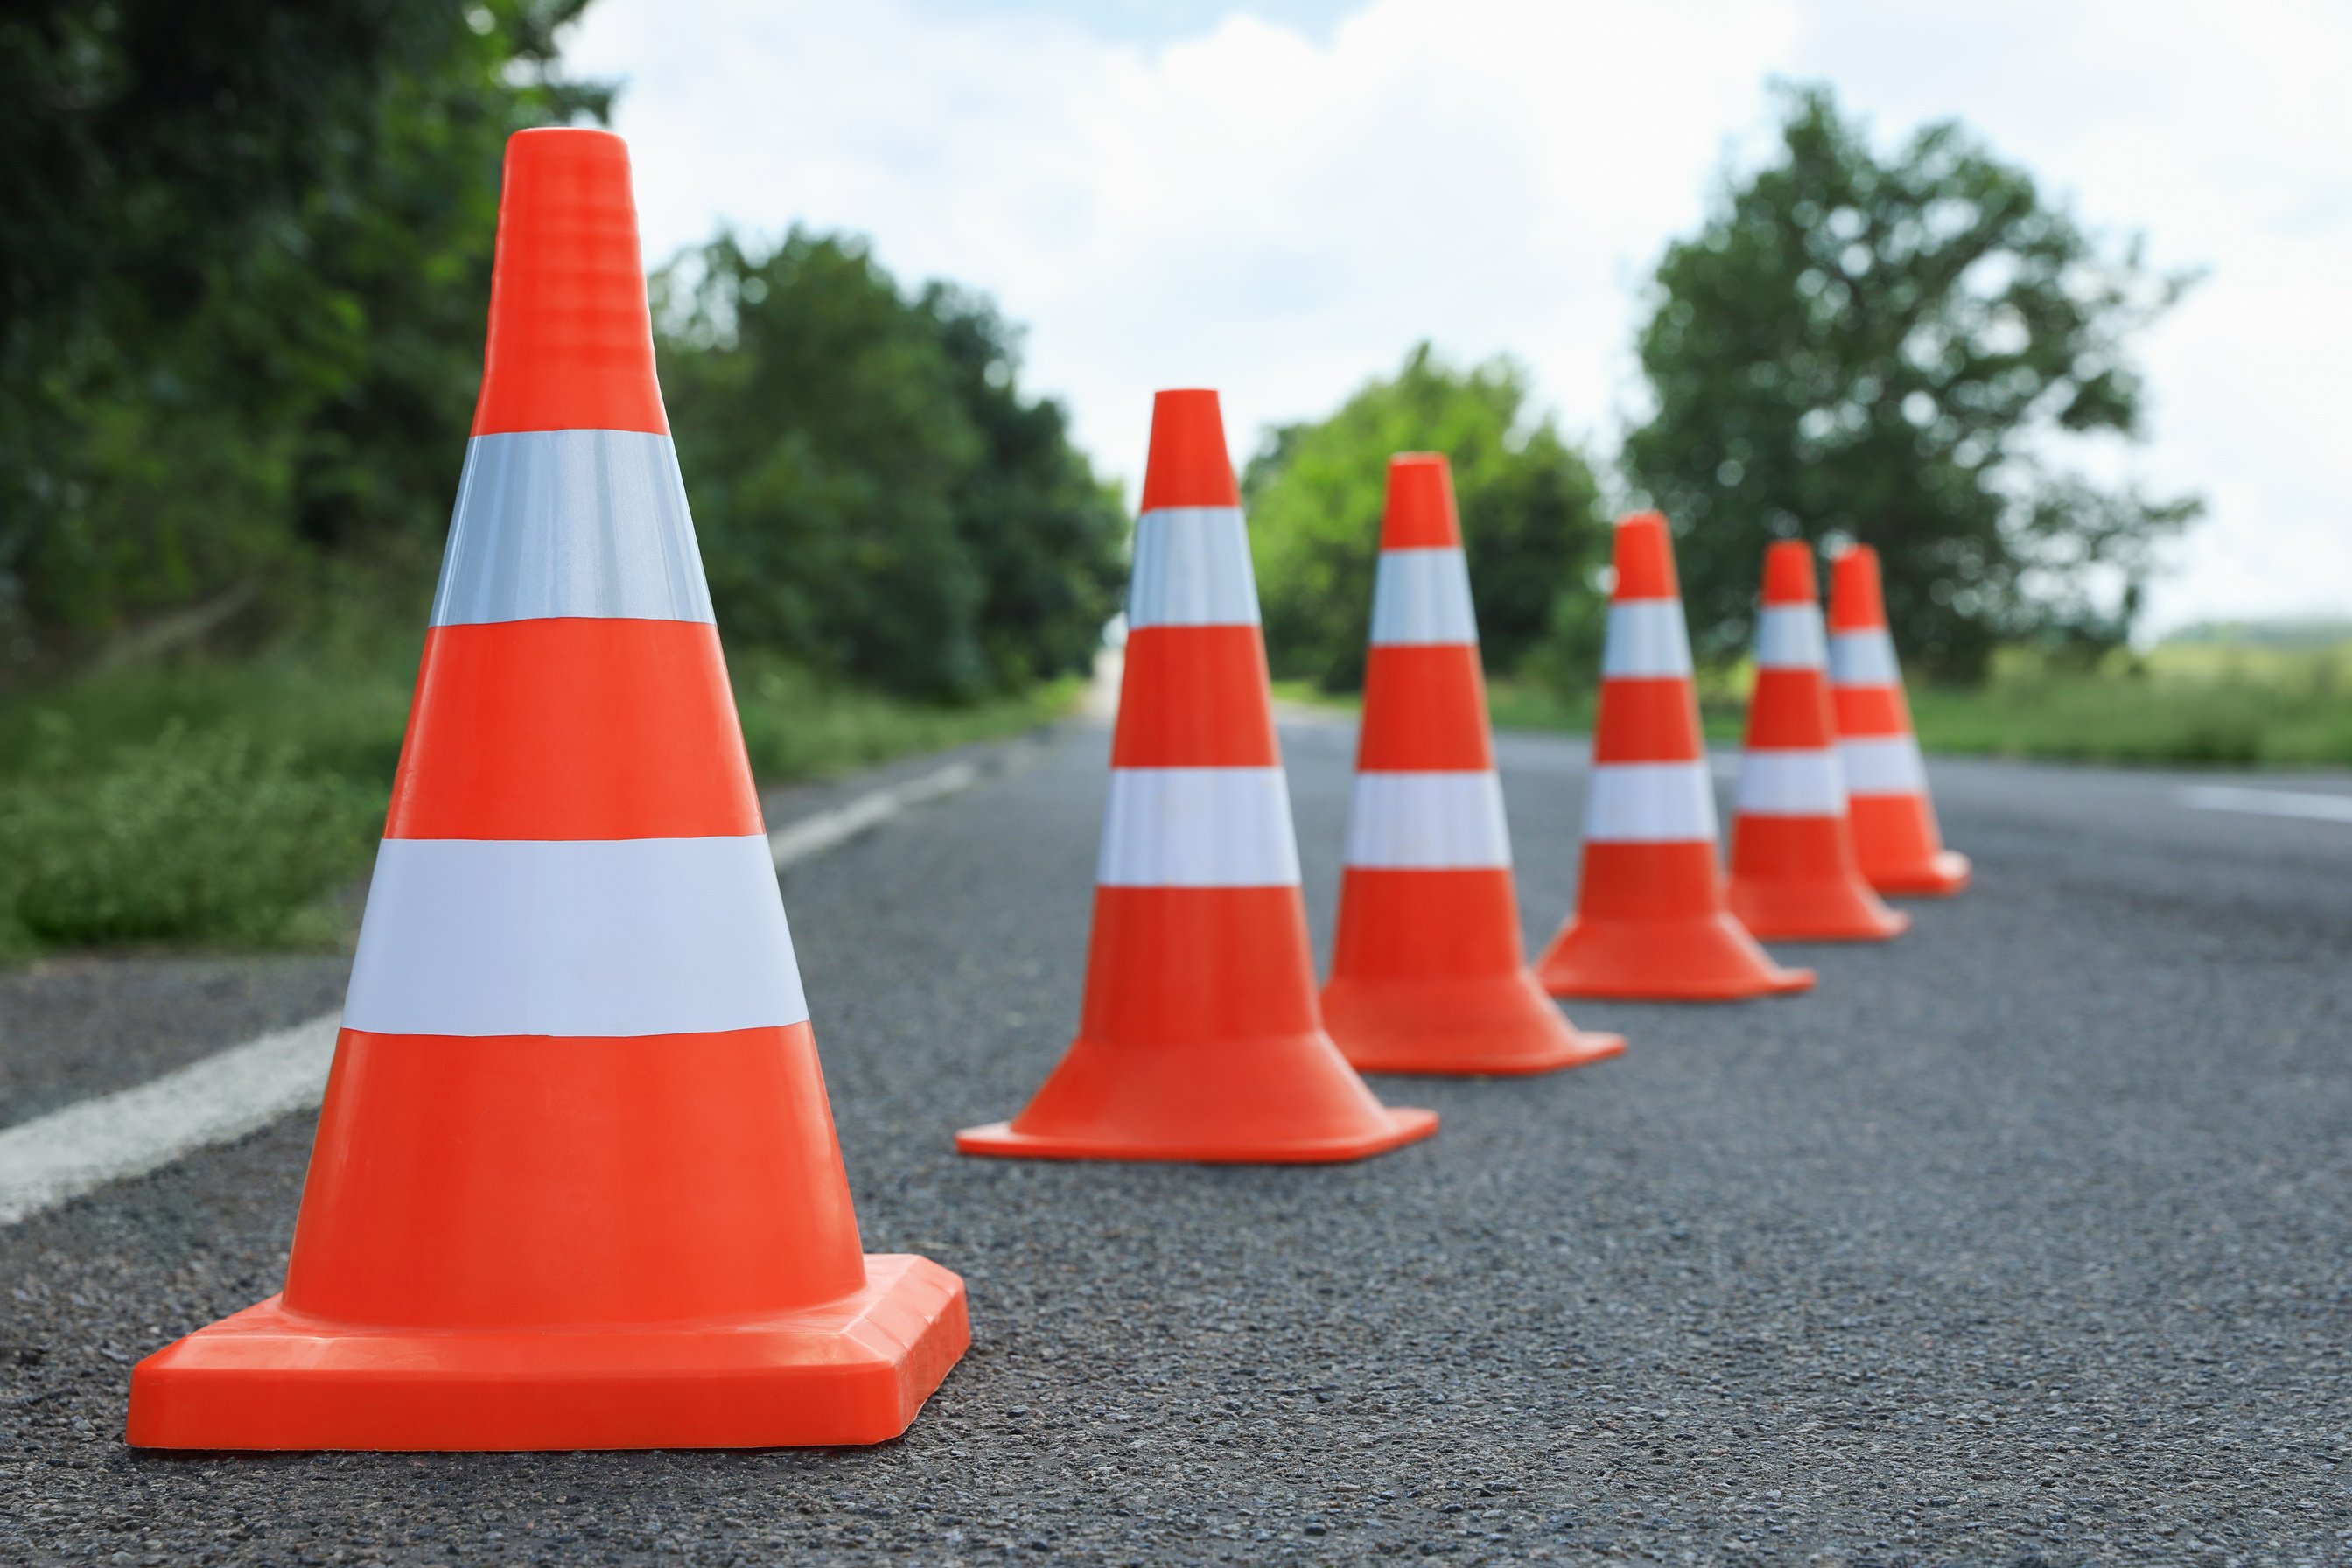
[{"left": 1, "top": 718, "right": 2345, "bottom": 1565}]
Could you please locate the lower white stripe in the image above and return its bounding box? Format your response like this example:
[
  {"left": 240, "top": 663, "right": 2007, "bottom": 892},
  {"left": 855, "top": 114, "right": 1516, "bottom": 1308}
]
[
  {"left": 1127, "top": 506, "right": 1261, "bottom": 628},
  {"left": 1735, "top": 749, "right": 1846, "bottom": 816},
  {"left": 1345, "top": 772, "right": 1511, "bottom": 869},
  {"left": 1754, "top": 606, "right": 1827, "bottom": 670},
  {"left": 1839, "top": 736, "right": 1928, "bottom": 795},
  {"left": 1829, "top": 629, "right": 1900, "bottom": 687},
  {"left": 1601, "top": 600, "right": 1695, "bottom": 678},
  {"left": 1097, "top": 767, "right": 1301, "bottom": 887},
  {"left": 1370, "top": 549, "right": 1479, "bottom": 646},
  {"left": 344, "top": 836, "right": 808, "bottom": 1037},
  {"left": 1584, "top": 760, "right": 1718, "bottom": 844}
]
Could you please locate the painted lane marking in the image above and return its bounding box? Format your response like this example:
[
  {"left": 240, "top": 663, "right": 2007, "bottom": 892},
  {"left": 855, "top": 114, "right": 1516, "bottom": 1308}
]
[
  {"left": 2180, "top": 784, "right": 2352, "bottom": 824},
  {"left": 0, "top": 759, "right": 986, "bottom": 1227}
]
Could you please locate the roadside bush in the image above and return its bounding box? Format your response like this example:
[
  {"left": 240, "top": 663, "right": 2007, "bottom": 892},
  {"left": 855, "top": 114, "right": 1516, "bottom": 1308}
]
[{"left": 0, "top": 727, "right": 380, "bottom": 946}]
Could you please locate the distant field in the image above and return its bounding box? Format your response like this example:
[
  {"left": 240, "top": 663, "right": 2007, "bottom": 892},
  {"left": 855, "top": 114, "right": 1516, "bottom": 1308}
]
[{"left": 1283, "top": 639, "right": 2352, "bottom": 768}]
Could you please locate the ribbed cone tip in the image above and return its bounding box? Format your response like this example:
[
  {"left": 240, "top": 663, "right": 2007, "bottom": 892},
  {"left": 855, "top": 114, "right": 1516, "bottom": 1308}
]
[
  {"left": 1828, "top": 544, "right": 1887, "bottom": 630},
  {"left": 1381, "top": 454, "right": 1460, "bottom": 549},
  {"left": 1611, "top": 512, "right": 1680, "bottom": 600},
  {"left": 1760, "top": 540, "right": 1818, "bottom": 605},
  {"left": 472, "top": 127, "right": 667, "bottom": 437},
  {"left": 1138, "top": 389, "right": 1239, "bottom": 511}
]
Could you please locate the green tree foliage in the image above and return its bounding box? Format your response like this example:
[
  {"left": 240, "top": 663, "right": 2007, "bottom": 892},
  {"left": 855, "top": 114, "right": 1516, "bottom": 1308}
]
[
  {"left": 1244, "top": 344, "right": 1610, "bottom": 692},
  {"left": 1624, "top": 83, "right": 2202, "bottom": 681},
  {"left": 0, "top": 0, "right": 608, "bottom": 676},
  {"left": 655, "top": 231, "right": 1124, "bottom": 698}
]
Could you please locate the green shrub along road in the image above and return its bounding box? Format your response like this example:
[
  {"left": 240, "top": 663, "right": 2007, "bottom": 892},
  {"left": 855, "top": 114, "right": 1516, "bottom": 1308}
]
[{"left": 0, "top": 643, "right": 1076, "bottom": 962}]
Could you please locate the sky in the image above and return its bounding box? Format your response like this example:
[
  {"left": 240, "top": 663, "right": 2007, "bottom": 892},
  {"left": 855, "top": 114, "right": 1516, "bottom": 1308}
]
[{"left": 565, "top": 0, "right": 2352, "bottom": 634}]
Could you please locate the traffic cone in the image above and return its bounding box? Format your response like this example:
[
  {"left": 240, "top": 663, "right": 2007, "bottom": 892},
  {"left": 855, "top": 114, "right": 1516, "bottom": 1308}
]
[
  {"left": 1726, "top": 542, "right": 1909, "bottom": 940},
  {"left": 126, "top": 130, "right": 968, "bottom": 1451},
  {"left": 1535, "top": 513, "right": 1815, "bottom": 1000},
  {"left": 1826, "top": 544, "right": 1971, "bottom": 896},
  {"left": 956, "top": 390, "right": 1437, "bottom": 1161},
  {"left": 1320, "top": 454, "right": 1623, "bottom": 1074}
]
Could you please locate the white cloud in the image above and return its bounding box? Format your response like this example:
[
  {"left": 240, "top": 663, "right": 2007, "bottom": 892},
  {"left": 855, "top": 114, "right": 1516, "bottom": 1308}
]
[{"left": 569, "top": 0, "right": 2352, "bottom": 633}]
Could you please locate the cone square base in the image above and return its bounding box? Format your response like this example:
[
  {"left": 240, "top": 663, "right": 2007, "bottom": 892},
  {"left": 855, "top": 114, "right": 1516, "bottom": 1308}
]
[
  {"left": 1323, "top": 971, "right": 1625, "bottom": 1077},
  {"left": 125, "top": 1255, "right": 967, "bottom": 1451},
  {"left": 956, "top": 1105, "right": 1436, "bottom": 1164},
  {"left": 1536, "top": 914, "right": 1815, "bottom": 1001},
  {"left": 1727, "top": 879, "right": 1912, "bottom": 942},
  {"left": 1866, "top": 849, "right": 1972, "bottom": 898}
]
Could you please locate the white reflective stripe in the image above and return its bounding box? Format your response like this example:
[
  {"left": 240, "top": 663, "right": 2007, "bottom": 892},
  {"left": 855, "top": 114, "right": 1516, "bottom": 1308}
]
[
  {"left": 1096, "top": 767, "right": 1301, "bottom": 887},
  {"left": 432, "top": 430, "right": 714, "bottom": 626},
  {"left": 1838, "top": 737, "right": 1928, "bottom": 796},
  {"left": 1600, "top": 600, "right": 1693, "bottom": 678},
  {"left": 1754, "top": 606, "right": 1827, "bottom": 670},
  {"left": 1735, "top": 749, "right": 1846, "bottom": 816},
  {"left": 1583, "top": 760, "right": 1719, "bottom": 844},
  {"left": 1369, "top": 549, "right": 1478, "bottom": 646},
  {"left": 1344, "top": 772, "right": 1511, "bottom": 869},
  {"left": 1127, "top": 507, "right": 1261, "bottom": 628},
  {"left": 343, "top": 836, "right": 806, "bottom": 1036},
  {"left": 1828, "top": 629, "right": 1900, "bottom": 687}
]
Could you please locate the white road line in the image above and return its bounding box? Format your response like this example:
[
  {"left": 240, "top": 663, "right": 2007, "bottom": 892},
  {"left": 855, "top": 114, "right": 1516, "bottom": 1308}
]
[
  {"left": 0, "top": 759, "right": 987, "bottom": 1228},
  {"left": 2180, "top": 784, "right": 2352, "bottom": 824}
]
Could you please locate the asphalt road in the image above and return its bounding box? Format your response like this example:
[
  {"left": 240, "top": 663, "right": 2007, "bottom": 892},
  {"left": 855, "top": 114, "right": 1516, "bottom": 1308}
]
[{"left": 2, "top": 717, "right": 2346, "bottom": 1565}]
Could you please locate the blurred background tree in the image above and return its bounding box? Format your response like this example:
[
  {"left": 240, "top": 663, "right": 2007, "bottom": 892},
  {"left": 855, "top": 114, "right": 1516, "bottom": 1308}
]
[
  {"left": 1625, "top": 82, "right": 2202, "bottom": 682},
  {"left": 0, "top": 0, "right": 608, "bottom": 677},
  {"left": 654, "top": 232, "right": 1124, "bottom": 699},
  {"left": 1245, "top": 344, "right": 1610, "bottom": 692}
]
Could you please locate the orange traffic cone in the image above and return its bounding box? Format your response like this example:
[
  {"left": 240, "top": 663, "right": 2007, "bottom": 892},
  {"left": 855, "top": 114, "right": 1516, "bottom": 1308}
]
[
  {"left": 1320, "top": 454, "right": 1623, "bottom": 1074},
  {"left": 1535, "top": 513, "right": 1815, "bottom": 1001},
  {"left": 1826, "top": 544, "right": 1970, "bottom": 896},
  {"left": 1726, "top": 542, "right": 1908, "bottom": 941},
  {"left": 956, "top": 390, "right": 1437, "bottom": 1161},
  {"left": 126, "top": 130, "right": 968, "bottom": 1451}
]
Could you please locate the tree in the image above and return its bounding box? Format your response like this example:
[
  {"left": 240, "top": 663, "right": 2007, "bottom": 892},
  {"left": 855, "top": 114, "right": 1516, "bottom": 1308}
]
[
  {"left": 654, "top": 230, "right": 1124, "bottom": 698},
  {"left": 1244, "top": 344, "right": 1610, "bottom": 693},
  {"left": 0, "top": 0, "right": 608, "bottom": 677},
  {"left": 1624, "top": 83, "right": 2201, "bottom": 681}
]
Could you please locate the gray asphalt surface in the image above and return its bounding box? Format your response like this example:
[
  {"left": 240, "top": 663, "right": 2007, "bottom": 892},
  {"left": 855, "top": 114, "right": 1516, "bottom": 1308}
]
[{"left": 2, "top": 718, "right": 2346, "bottom": 1565}]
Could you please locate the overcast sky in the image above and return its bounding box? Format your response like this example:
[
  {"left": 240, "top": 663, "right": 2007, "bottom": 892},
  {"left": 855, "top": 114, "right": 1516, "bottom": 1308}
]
[{"left": 567, "top": 0, "right": 2351, "bottom": 634}]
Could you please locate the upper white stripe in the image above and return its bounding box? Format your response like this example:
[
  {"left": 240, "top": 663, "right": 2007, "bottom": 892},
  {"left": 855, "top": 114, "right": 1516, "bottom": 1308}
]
[
  {"left": 1584, "top": 760, "right": 1719, "bottom": 844},
  {"left": 432, "top": 430, "right": 714, "bottom": 626},
  {"left": 1097, "top": 767, "right": 1301, "bottom": 887},
  {"left": 1735, "top": 749, "right": 1846, "bottom": 816},
  {"left": 1829, "top": 629, "right": 1900, "bottom": 687},
  {"left": 1369, "top": 550, "right": 1479, "bottom": 646},
  {"left": 1838, "top": 737, "right": 1928, "bottom": 796},
  {"left": 343, "top": 836, "right": 807, "bottom": 1037},
  {"left": 1127, "top": 507, "right": 1261, "bottom": 628},
  {"left": 1754, "top": 606, "right": 1828, "bottom": 670},
  {"left": 1601, "top": 600, "right": 1694, "bottom": 678},
  {"left": 1345, "top": 772, "right": 1511, "bottom": 869}
]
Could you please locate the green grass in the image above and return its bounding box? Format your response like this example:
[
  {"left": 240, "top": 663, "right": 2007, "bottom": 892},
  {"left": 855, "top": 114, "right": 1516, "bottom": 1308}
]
[
  {"left": 1283, "top": 640, "right": 2352, "bottom": 768},
  {"left": 1904, "top": 644, "right": 2352, "bottom": 766},
  {"left": 0, "top": 638, "right": 1078, "bottom": 962}
]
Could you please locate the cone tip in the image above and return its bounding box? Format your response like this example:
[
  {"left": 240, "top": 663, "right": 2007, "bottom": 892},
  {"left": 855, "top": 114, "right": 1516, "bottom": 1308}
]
[
  {"left": 1139, "top": 389, "right": 1239, "bottom": 511},
  {"left": 1827, "top": 543, "right": 1887, "bottom": 629},
  {"left": 1612, "top": 511, "right": 1679, "bottom": 600},
  {"left": 1381, "top": 452, "right": 1459, "bottom": 549},
  {"left": 472, "top": 124, "right": 666, "bottom": 438},
  {"left": 1760, "top": 540, "right": 1818, "bottom": 606}
]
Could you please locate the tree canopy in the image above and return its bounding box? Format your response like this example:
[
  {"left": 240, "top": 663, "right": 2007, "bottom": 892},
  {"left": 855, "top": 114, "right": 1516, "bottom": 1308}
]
[
  {"left": 1244, "top": 344, "right": 1610, "bottom": 693},
  {"left": 655, "top": 231, "right": 1125, "bottom": 698},
  {"left": 1624, "top": 83, "right": 2201, "bottom": 680},
  {"left": 0, "top": 2, "right": 1123, "bottom": 703},
  {"left": 0, "top": 0, "right": 607, "bottom": 673}
]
